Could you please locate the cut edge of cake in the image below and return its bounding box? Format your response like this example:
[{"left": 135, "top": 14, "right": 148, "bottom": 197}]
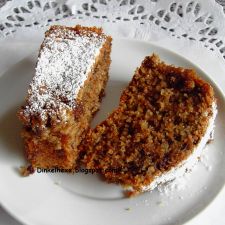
[{"left": 79, "top": 54, "right": 217, "bottom": 196}]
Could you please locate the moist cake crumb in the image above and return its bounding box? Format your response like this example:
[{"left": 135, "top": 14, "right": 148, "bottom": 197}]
[
  {"left": 79, "top": 54, "right": 216, "bottom": 195},
  {"left": 19, "top": 165, "right": 35, "bottom": 177}
]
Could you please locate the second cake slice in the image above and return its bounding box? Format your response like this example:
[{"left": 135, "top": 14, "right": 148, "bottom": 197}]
[{"left": 80, "top": 54, "right": 217, "bottom": 195}]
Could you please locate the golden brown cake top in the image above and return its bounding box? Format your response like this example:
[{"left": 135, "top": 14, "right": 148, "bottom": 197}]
[{"left": 19, "top": 25, "right": 109, "bottom": 126}]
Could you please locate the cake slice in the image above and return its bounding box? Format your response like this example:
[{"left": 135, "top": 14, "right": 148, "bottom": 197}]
[
  {"left": 18, "top": 25, "right": 112, "bottom": 170},
  {"left": 79, "top": 54, "right": 217, "bottom": 195}
]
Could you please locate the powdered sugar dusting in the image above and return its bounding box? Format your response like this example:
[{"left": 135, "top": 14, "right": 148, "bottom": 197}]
[{"left": 23, "top": 27, "right": 106, "bottom": 123}]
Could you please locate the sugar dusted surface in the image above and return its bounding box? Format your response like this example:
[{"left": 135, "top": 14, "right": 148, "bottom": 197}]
[{"left": 23, "top": 27, "right": 106, "bottom": 122}]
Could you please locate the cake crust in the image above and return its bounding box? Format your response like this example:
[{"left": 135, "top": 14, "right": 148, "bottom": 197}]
[{"left": 79, "top": 54, "right": 216, "bottom": 195}]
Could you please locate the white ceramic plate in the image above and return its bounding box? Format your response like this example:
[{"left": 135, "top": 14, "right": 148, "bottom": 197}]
[{"left": 0, "top": 39, "right": 225, "bottom": 225}]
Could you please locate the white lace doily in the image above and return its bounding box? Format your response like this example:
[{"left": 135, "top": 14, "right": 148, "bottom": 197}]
[{"left": 0, "top": 0, "right": 225, "bottom": 60}]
